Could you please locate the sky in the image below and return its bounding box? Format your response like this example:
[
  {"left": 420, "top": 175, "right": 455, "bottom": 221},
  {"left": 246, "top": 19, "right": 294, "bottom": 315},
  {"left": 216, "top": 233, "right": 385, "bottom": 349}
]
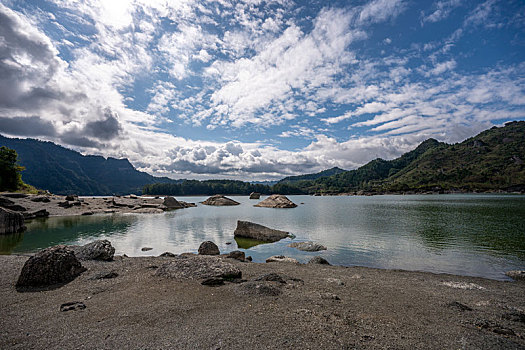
[{"left": 0, "top": 0, "right": 524, "bottom": 180}]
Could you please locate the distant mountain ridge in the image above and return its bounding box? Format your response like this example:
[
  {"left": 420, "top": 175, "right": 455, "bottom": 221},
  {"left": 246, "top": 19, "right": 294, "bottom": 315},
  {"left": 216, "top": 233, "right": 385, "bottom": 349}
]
[
  {"left": 278, "top": 167, "right": 346, "bottom": 184},
  {"left": 291, "top": 121, "right": 525, "bottom": 194},
  {"left": 0, "top": 135, "right": 175, "bottom": 195}
]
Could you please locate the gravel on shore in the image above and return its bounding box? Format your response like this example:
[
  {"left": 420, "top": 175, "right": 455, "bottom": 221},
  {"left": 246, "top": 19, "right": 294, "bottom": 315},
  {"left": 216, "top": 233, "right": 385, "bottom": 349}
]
[{"left": 1, "top": 254, "right": 524, "bottom": 349}]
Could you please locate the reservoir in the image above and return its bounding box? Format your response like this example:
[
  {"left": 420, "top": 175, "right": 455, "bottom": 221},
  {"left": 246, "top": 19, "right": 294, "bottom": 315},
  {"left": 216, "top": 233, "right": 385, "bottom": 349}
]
[{"left": 2, "top": 194, "right": 524, "bottom": 280}]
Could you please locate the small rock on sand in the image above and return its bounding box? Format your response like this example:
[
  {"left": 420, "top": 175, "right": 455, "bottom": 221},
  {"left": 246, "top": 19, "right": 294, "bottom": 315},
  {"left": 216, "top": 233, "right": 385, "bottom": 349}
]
[
  {"left": 155, "top": 255, "right": 241, "bottom": 280},
  {"left": 506, "top": 270, "right": 525, "bottom": 281},
  {"left": 266, "top": 255, "right": 299, "bottom": 264},
  {"left": 60, "top": 301, "right": 86, "bottom": 312},
  {"left": 236, "top": 281, "right": 282, "bottom": 296},
  {"left": 308, "top": 256, "right": 331, "bottom": 265}
]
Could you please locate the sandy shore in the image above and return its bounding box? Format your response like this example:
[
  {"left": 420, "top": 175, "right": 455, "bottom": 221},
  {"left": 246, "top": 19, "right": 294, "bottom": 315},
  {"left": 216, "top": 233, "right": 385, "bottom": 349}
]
[{"left": 1, "top": 254, "right": 524, "bottom": 349}]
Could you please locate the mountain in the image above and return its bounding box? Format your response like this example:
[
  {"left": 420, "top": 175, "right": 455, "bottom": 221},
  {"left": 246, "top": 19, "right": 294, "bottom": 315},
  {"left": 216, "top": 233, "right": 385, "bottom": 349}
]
[
  {"left": 292, "top": 121, "right": 525, "bottom": 194},
  {"left": 278, "top": 167, "right": 346, "bottom": 184},
  {"left": 0, "top": 135, "right": 175, "bottom": 195}
]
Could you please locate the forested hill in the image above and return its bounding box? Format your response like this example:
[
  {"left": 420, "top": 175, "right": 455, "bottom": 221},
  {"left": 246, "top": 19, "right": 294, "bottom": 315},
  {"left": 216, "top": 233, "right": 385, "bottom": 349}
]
[
  {"left": 292, "top": 121, "right": 525, "bottom": 194},
  {"left": 278, "top": 167, "right": 346, "bottom": 184},
  {"left": 0, "top": 135, "right": 174, "bottom": 195}
]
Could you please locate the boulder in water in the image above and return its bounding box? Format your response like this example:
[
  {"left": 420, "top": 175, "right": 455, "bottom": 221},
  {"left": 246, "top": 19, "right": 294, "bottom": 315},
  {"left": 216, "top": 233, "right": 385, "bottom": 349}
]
[
  {"left": 234, "top": 220, "right": 290, "bottom": 242},
  {"left": 198, "top": 241, "right": 220, "bottom": 255},
  {"left": 254, "top": 194, "right": 297, "bottom": 208},
  {"left": 249, "top": 192, "right": 261, "bottom": 199},
  {"left": 288, "top": 241, "right": 327, "bottom": 252},
  {"left": 0, "top": 207, "right": 26, "bottom": 235},
  {"left": 163, "top": 196, "right": 184, "bottom": 209},
  {"left": 16, "top": 246, "right": 86, "bottom": 288},
  {"left": 201, "top": 195, "right": 240, "bottom": 206}
]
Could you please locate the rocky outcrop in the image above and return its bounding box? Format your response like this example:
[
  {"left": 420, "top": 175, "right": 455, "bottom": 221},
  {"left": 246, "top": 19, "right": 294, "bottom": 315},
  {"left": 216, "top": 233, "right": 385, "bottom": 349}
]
[
  {"left": 254, "top": 194, "right": 297, "bottom": 208},
  {"left": 288, "top": 241, "right": 327, "bottom": 252},
  {"left": 70, "top": 240, "right": 115, "bottom": 261},
  {"left": 249, "top": 192, "right": 261, "bottom": 199},
  {"left": 234, "top": 220, "right": 290, "bottom": 242},
  {"left": 198, "top": 241, "right": 220, "bottom": 255},
  {"left": 506, "top": 270, "right": 525, "bottom": 281},
  {"left": 0, "top": 207, "right": 26, "bottom": 235},
  {"left": 16, "top": 245, "right": 86, "bottom": 288},
  {"left": 23, "top": 209, "right": 49, "bottom": 220},
  {"left": 266, "top": 255, "right": 299, "bottom": 264},
  {"left": 155, "top": 255, "right": 241, "bottom": 280},
  {"left": 308, "top": 256, "right": 331, "bottom": 265},
  {"left": 201, "top": 195, "right": 240, "bottom": 206},
  {"left": 163, "top": 196, "right": 184, "bottom": 209}
]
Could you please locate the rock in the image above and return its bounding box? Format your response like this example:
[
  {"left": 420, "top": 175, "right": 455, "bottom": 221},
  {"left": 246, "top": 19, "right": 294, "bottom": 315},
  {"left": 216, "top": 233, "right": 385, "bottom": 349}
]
[
  {"left": 163, "top": 196, "right": 184, "bottom": 209},
  {"left": 201, "top": 277, "right": 225, "bottom": 286},
  {"left": 505, "top": 270, "right": 525, "bottom": 281},
  {"left": 91, "top": 271, "right": 119, "bottom": 280},
  {"left": 201, "top": 195, "right": 240, "bottom": 206},
  {"left": 128, "top": 194, "right": 138, "bottom": 199},
  {"left": 70, "top": 240, "right": 115, "bottom": 261},
  {"left": 326, "top": 278, "right": 344, "bottom": 285},
  {"left": 81, "top": 211, "right": 94, "bottom": 216},
  {"left": 236, "top": 282, "right": 281, "bottom": 296},
  {"left": 447, "top": 301, "right": 472, "bottom": 311},
  {"left": 141, "top": 247, "right": 153, "bottom": 251},
  {"left": 225, "top": 242, "right": 232, "bottom": 245},
  {"left": 320, "top": 292, "right": 340, "bottom": 301},
  {"left": 502, "top": 311, "right": 525, "bottom": 323},
  {"left": 60, "top": 301, "right": 86, "bottom": 312},
  {"left": 227, "top": 250, "right": 245, "bottom": 261},
  {"left": 246, "top": 256, "right": 252, "bottom": 262},
  {"left": 254, "top": 194, "right": 297, "bottom": 208},
  {"left": 288, "top": 241, "right": 327, "bottom": 252},
  {"left": 65, "top": 195, "right": 77, "bottom": 201},
  {"left": 0, "top": 207, "right": 26, "bottom": 235},
  {"left": 16, "top": 246, "right": 86, "bottom": 288},
  {"left": 155, "top": 255, "right": 242, "bottom": 280},
  {"left": 254, "top": 273, "right": 287, "bottom": 284},
  {"left": 4, "top": 204, "right": 26, "bottom": 212},
  {"left": 30, "top": 196, "right": 50, "bottom": 203},
  {"left": 23, "top": 209, "right": 49, "bottom": 220},
  {"left": 1, "top": 193, "right": 28, "bottom": 198},
  {"left": 159, "top": 252, "right": 176, "bottom": 257},
  {"left": 266, "top": 255, "right": 299, "bottom": 264},
  {"left": 308, "top": 256, "right": 331, "bottom": 265},
  {"left": 198, "top": 241, "right": 220, "bottom": 255},
  {"left": 234, "top": 220, "right": 290, "bottom": 242},
  {"left": 57, "top": 201, "right": 72, "bottom": 208},
  {"left": 0, "top": 197, "right": 15, "bottom": 207},
  {"left": 249, "top": 192, "right": 261, "bottom": 199}
]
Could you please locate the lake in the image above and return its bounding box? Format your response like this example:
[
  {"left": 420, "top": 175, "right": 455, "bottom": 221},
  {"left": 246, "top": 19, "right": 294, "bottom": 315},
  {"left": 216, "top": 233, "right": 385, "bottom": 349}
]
[{"left": 1, "top": 194, "right": 524, "bottom": 280}]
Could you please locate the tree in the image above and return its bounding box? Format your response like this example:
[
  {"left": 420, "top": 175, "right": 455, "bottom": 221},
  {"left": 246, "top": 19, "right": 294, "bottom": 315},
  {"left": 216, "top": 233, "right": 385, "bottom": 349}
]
[{"left": 0, "top": 146, "right": 24, "bottom": 191}]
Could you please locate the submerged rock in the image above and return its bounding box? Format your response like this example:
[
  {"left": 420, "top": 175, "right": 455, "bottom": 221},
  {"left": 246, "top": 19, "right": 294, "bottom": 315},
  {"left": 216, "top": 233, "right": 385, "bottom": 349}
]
[
  {"left": 70, "top": 240, "right": 115, "bottom": 261},
  {"left": 16, "top": 246, "right": 86, "bottom": 288},
  {"left": 234, "top": 220, "right": 290, "bottom": 242},
  {"left": 254, "top": 194, "right": 297, "bottom": 208},
  {"left": 0, "top": 207, "right": 26, "bottom": 235},
  {"left": 201, "top": 195, "right": 240, "bottom": 206},
  {"left": 288, "top": 241, "right": 327, "bottom": 252},
  {"left": 198, "top": 241, "right": 220, "bottom": 255},
  {"left": 155, "top": 255, "right": 241, "bottom": 280},
  {"left": 249, "top": 192, "right": 261, "bottom": 199},
  {"left": 266, "top": 255, "right": 299, "bottom": 264},
  {"left": 308, "top": 256, "right": 331, "bottom": 265}
]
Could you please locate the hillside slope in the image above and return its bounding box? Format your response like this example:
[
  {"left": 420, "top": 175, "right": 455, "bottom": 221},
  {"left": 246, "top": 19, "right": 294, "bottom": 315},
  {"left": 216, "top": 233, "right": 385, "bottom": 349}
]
[
  {"left": 278, "top": 167, "right": 346, "bottom": 184},
  {"left": 0, "top": 135, "right": 174, "bottom": 195}
]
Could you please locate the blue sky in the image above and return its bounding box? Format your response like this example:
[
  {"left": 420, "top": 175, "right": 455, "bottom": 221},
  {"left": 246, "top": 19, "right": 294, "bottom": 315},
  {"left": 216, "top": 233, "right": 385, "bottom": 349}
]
[{"left": 0, "top": 0, "right": 524, "bottom": 180}]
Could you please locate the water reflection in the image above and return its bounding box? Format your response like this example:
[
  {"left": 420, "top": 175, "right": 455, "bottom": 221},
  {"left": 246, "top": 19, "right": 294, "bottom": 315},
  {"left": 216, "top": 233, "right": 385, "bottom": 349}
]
[{"left": 3, "top": 194, "right": 524, "bottom": 280}]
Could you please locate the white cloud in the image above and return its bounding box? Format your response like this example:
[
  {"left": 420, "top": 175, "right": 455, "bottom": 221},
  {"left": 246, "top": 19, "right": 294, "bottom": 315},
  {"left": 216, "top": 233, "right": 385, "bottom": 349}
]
[{"left": 422, "top": 0, "right": 462, "bottom": 24}]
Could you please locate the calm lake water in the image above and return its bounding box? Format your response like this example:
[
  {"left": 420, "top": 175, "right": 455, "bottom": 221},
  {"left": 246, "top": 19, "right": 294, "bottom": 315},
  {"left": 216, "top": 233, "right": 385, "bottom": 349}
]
[{"left": 2, "top": 194, "right": 524, "bottom": 280}]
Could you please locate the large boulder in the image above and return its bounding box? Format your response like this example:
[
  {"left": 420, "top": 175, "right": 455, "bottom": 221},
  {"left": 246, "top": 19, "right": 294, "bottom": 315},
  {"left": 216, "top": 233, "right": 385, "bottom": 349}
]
[
  {"left": 70, "top": 240, "right": 115, "bottom": 261},
  {"left": 288, "top": 241, "right": 327, "bottom": 252},
  {"left": 254, "top": 194, "right": 297, "bottom": 208},
  {"left": 198, "top": 241, "right": 220, "bottom": 255},
  {"left": 234, "top": 220, "right": 290, "bottom": 242},
  {"left": 201, "top": 195, "right": 240, "bottom": 206},
  {"left": 163, "top": 196, "right": 184, "bottom": 209},
  {"left": 249, "top": 192, "right": 261, "bottom": 199},
  {"left": 0, "top": 207, "right": 26, "bottom": 235},
  {"left": 16, "top": 245, "right": 86, "bottom": 288},
  {"left": 155, "top": 255, "right": 241, "bottom": 280}
]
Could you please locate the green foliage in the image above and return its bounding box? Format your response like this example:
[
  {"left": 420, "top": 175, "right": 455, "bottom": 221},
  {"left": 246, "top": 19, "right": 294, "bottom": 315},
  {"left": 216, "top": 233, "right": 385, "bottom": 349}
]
[
  {"left": 0, "top": 146, "right": 25, "bottom": 191},
  {"left": 278, "top": 167, "right": 346, "bottom": 184}
]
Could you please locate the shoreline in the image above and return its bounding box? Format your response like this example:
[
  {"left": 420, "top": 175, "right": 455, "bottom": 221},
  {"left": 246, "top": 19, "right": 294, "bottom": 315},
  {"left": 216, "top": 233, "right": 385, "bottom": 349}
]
[{"left": 1, "top": 253, "right": 524, "bottom": 349}]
